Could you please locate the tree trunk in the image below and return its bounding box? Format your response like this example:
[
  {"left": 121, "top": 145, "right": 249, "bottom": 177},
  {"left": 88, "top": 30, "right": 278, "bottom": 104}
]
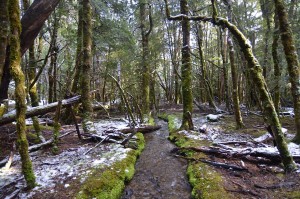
[
  {"left": 225, "top": 0, "right": 244, "bottom": 128},
  {"left": 272, "top": 16, "right": 281, "bottom": 113},
  {"left": 9, "top": 0, "right": 36, "bottom": 188},
  {"left": 274, "top": 0, "right": 300, "bottom": 144},
  {"left": 195, "top": 23, "right": 217, "bottom": 110},
  {"left": 0, "top": 0, "right": 9, "bottom": 85},
  {"left": 220, "top": 28, "right": 230, "bottom": 110},
  {"left": 180, "top": 0, "right": 193, "bottom": 130},
  {"left": 139, "top": 1, "right": 152, "bottom": 115},
  {"left": 23, "top": 0, "right": 42, "bottom": 141},
  {"left": 81, "top": 0, "right": 94, "bottom": 133}
]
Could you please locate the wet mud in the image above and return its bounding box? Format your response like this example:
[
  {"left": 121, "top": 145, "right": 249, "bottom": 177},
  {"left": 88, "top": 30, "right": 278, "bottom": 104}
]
[{"left": 122, "top": 119, "right": 191, "bottom": 199}]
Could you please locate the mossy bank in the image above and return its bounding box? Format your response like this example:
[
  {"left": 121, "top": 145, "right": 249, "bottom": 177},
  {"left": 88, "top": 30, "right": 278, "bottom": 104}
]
[
  {"left": 77, "top": 133, "right": 145, "bottom": 199},
  {"left": 166, "top": 114, "right": 230, "bottom": 199}
]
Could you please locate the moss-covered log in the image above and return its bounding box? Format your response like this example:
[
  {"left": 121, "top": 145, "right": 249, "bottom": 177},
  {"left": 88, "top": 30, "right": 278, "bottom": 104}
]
[
  {"left": 8, "top": 0, "right": 36, "bottom": 188},
  {"left": 274, "top": 0, "right": 300, "bottom": 144}
]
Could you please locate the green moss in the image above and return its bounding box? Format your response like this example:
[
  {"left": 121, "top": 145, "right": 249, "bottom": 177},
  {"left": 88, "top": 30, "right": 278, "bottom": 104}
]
[
  {"left": 167, "top": 115, "right": 230, "bottom": 199},
  {"left": 26, "top": 132, "right": 41, "bottom": 144},
  {"left": 187, "top": 162, "right": 230, "bottom": 199},
  {"left": 77, "top": 133, "right": 145, "bottom": 199}
]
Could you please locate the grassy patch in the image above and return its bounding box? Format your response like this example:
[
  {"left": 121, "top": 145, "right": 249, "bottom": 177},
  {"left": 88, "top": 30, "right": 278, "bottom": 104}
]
[{"left": 77, "top": 133, "right": 145, "bottom": 199}]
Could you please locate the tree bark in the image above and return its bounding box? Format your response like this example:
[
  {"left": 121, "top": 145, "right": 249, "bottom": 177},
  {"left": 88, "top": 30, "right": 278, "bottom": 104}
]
[
  {"left": 9, "top": 0, "right": 36, "bottom": 188},
  {"left": 274, "top": 0, "right": 300, "bottom": 144}
]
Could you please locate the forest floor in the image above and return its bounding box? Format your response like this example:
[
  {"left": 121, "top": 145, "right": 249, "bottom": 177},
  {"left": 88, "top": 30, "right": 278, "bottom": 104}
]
[{"left": 0, "top": 104, "right": 300, "bottom": 198}]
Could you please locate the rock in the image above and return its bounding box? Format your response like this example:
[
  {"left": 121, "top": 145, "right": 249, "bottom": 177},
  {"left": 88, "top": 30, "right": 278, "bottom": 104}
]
[{"left": 206, "top": 114, "right": 222, "bottom": 122}]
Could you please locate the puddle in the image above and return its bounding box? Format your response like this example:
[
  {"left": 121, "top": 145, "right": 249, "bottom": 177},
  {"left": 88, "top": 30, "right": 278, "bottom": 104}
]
[{"left": 122, "top": 119, "right": 191, "bottom": 199}]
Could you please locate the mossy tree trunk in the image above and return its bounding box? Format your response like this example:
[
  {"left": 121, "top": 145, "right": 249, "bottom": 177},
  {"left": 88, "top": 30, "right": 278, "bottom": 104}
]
[
  {"left": 272, "top": 16, "right": 281, "bottom": 113},
  {"left": 0, "top": 0, "right": 9, "bottom": 85},
  {"left": 274, "top": 0, "right": 300, "bottom": 144},
  {"left": 81, "top": 0, "right": 94, "bottom": 133},
  {"left": 8, "top": 0, "right": 36, "bottom": 188},
  {"left": 195, "top": 22, "right": 217, "bottom": 110},
  {"left": 139, "top": 0, "right": 152, "bottom": 115},
  {"left": 179, "top": 0, "right": 193, "bottom": 130},
  {"left": 62, "top": 2, "right": 83, "bottom": 124},
  {"left": 164, "top": 0, "right": 296, "bottom": 172},
  {"left": 48, "top": 12, "right": 59, "bottom": 103},
  {"left": 220, "top": 28, "right": 230, "bottom": 111},
  {"left": 23, "top": 0, "right": 42, "bottom": 141},
  {"left": 224, "top": 0, "right": 245, "bottom": 129}
]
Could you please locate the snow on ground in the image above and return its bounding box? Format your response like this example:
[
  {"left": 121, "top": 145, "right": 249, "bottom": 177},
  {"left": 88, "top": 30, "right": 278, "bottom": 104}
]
[{"left": 0, "top": 119, "right": 133, "bottom": 198}]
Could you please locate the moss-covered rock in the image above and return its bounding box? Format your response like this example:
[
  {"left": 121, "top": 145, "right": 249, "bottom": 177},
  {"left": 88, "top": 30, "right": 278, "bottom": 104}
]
[{"left": 77, "top": 132, "right": 145, "bottom": 199}]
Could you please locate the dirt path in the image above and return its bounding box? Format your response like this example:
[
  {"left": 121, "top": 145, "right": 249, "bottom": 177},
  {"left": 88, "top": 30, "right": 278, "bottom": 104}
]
[{"left": 122, "top": 120, "right": 191, "bottom": 199}]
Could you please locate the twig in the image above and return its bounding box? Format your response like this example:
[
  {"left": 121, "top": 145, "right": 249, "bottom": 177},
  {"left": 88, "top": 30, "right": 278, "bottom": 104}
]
[{"left": 84, "top": 135, "right": 110, "bottom": 155}]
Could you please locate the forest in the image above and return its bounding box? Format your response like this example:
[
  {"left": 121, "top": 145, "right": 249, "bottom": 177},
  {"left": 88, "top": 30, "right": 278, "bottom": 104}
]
[{"left": 0, "top": 0, "right": 300, "bottom": 198}]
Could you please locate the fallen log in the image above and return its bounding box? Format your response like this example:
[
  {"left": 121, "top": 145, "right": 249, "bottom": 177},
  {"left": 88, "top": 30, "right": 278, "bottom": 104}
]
[
  {"left": 0, "top": 96, "right": 81, "bottom": 126},
  {"left": 120, "top": 125, "right": 161, "bottom": 134},
  {"left": 181, "top": 146, "right": 300, "bottom": 163}
]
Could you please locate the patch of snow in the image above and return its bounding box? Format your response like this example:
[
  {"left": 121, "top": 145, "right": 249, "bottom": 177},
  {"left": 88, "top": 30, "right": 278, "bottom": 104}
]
[
  {"left": 206, "top": 114, "right": 223, "bottom": 122},
  {"left": 2, "top": 143, "right": 133, "bottom": 198},
  {"left": 253, "top": 133, "right": 272, "bottom": 142},
  {"left": 178, "top": 130, "right": 207, "bottom": 140}
]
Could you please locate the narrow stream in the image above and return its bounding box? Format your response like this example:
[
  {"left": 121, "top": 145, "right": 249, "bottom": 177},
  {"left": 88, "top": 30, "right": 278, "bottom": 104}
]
[{"left": 122, "top": 119, "right": 191, "bottom": 199}]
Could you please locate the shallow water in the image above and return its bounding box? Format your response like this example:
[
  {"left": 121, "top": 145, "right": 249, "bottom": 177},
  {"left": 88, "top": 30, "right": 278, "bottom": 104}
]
[{"left": 122, "top": 120, "right": 191, "bottom": 199}]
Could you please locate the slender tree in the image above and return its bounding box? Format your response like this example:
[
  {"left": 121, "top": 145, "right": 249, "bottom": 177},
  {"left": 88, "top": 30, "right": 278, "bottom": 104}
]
[
  {"left": 9, "top": 0, "right": 36, "bottom": 188},
  {"left": 0, "top": 0, "right": 9, "bottom": 85},
  {"left": 274, "top": 0, "right": 300, "bottom": 144},
  {"left": 223, "top": 0, "right": 245, "bottom": 128}
]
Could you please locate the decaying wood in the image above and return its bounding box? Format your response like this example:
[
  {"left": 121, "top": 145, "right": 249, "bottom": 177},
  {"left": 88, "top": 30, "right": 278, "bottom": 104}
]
[
  {"left": 28, "top": 130, "right": 74, "bottom": 152},
  {"left": 70, "top": 105, "right": 82, "bottom": 140},
  {"left": 121, "top": 126, "right": 137, "bottom": 145},
  {"left": 181, "top": 146, "right": 300, "bottom": 163},
  {"left": 84, "top": 135, "right": 110, "bottom": 155},
  {"left": 254, "top": 181, "right": 297, "bottom": 189},
  {"left": 120, "top": 125, "right": 161, "bottom": 134},
  {"left": 0, "top": 96, "right": 81, "bottom": 126},
  {"left": 173, "top": 153, "right": 247, "bottom": 171}
]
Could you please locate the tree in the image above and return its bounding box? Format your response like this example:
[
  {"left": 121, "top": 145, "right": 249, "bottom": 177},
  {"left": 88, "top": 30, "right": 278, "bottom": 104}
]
[
  {"left": 139, "top": 0, "right": 153, "bottom": 115},
  {"left": 8, "top": 0, "right": 36, "bottom": 188},
  {"left": 164, "top": 0, "right": 296, "bottom": 172},
  {"left": 274, "top": 0, "right": 300, "bottom": 144},
  {"left": 179, "top": 0, "right": 194, "bottom": 130},
  {"left": 81, "top": 0, "right": 94, "bottom": 133},
  {"left": 0, "top": 0, "right": 61, "bottom": 102},
  {"left": 223, "top": 0, "right": 245, "bottom": 129}
]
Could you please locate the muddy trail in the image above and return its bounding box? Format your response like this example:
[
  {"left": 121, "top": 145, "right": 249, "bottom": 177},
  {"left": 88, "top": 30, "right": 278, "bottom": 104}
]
[{"left": 122, "top": 119, "right": 191, "bottom": 199}]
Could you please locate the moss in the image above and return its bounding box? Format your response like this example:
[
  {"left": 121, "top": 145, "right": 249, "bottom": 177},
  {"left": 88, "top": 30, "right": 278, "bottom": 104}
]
[
  {"left": 282, "top": 190, "right": 300, "bottom": 198},
  {"left": 77, "top": 132, "right": 145, "bottom": 199},
  {"left": 26, "top": 132, "right": 41, "bottom": 144},
  {"left": 167, "top": 115, "right": 230, "bottom": 199}
]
